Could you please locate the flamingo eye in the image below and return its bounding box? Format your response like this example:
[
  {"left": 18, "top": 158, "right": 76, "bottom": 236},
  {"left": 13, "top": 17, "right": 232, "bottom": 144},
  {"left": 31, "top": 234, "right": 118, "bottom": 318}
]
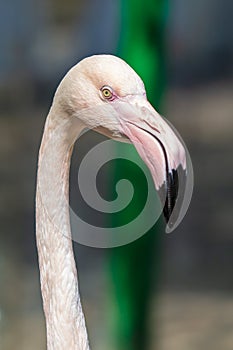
[{"left": 100, "top": 86, "right": 113, "bottom": 100}]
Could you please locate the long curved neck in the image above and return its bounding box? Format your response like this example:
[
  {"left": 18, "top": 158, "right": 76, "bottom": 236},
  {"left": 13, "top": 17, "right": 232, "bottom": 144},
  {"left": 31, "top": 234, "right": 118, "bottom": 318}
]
[{"left": 36, "top": 109, "right": 90, "bottom": 350}]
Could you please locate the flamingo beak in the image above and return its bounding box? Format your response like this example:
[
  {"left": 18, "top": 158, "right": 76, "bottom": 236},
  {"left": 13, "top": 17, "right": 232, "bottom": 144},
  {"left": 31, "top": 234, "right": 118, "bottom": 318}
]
[{"left": 113, "top": 97, "right": 193, "bottom": 232}]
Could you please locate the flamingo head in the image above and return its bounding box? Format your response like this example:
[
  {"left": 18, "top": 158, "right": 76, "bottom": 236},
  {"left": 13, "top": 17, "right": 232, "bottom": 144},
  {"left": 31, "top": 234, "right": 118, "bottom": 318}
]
[{"left": 52, "top": 54, "right": 193, "bottom": 232}]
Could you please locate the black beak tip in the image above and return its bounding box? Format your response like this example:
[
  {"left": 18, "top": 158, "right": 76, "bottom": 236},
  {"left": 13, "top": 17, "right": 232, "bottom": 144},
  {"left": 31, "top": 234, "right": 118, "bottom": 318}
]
[
  {"left": 164, "top": 168, "right": 179, "bottom": 223},
  {"left": 158, "top": 167, "right": 186, "bottom": 228}
]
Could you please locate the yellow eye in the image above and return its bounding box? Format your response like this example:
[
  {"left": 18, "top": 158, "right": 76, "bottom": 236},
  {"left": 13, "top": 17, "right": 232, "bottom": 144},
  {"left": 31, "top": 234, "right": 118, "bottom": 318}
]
[{"left": 101, "top": 86, "right": 113, "bottom": 99}]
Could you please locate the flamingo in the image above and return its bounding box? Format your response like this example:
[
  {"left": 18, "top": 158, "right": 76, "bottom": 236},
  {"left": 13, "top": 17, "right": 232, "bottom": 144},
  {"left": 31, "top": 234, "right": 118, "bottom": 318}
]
[{"left": 36, "top": 54, "right": 189, "bottom": 350}]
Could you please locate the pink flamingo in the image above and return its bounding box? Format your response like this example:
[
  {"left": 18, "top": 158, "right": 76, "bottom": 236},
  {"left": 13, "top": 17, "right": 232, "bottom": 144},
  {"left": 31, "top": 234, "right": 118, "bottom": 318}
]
[{"left": 36, "top": 55, "right": 188, "bottom": 349}]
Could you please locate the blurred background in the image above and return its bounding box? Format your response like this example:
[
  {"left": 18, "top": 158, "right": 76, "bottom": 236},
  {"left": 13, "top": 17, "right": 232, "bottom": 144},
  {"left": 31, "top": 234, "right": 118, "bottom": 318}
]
[{"left": 0, "top": 0, "right": 233, "bottom": 349}]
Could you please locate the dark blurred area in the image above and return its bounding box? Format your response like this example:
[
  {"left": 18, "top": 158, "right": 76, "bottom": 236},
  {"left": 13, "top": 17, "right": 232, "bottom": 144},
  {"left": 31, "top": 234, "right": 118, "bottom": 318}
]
[{"left": 0, "top": 1, "right": 233, "bottom": 349}]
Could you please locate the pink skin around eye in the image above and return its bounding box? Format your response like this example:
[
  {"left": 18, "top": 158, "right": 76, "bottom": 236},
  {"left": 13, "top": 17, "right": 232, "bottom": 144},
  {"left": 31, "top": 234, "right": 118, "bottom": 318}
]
[{"left": 108, "top": 92, "right": 118, "bottom": 101}]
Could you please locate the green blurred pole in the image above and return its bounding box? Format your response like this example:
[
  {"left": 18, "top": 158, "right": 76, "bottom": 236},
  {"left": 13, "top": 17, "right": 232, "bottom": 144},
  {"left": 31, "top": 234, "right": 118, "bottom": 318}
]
[
  {"left": 118, "top": 0, "right": 167, "bottom": 103},
  {"left": 107, "top": 1, "right": 168, "bottom": 349}
]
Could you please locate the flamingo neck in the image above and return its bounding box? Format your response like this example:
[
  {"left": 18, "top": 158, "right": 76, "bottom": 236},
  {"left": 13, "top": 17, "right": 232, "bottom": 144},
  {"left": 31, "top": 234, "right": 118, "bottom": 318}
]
[{"left": 36, "top": 110, "right": 90, "bottom": 350}]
